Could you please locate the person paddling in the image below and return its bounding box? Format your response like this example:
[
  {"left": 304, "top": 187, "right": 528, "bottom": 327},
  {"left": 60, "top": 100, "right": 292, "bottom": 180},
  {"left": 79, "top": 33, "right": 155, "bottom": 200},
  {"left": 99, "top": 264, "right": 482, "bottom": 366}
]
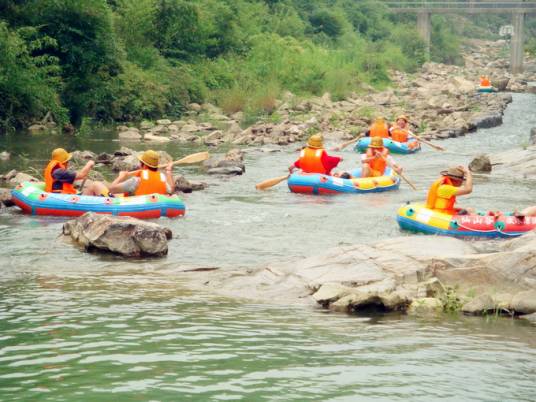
[
  {"left": 108, "top": 150, "right": 175, "bottom": 196},
  {"left": 389, "top": 115, "right": 413, "bottom": 143},
  {"left": 44, "top": 148, "right": 109, "bottom": 196},
  {"left": 288, "top": 134, "right": 342, "bottom": 175},
  {"left": 361, "top": 137, "right": 401, "bottom": 178},
  {"left": 365, "top": 116, "right": 390, "bottom": 138},
  {"left": 425, "top": 166, "right": 473, "bottom": 215}
]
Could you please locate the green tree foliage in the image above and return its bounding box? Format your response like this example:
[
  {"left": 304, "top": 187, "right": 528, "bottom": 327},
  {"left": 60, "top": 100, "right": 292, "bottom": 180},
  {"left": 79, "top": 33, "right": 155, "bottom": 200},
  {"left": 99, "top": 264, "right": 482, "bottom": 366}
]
[{"left": 0, "top": 0, "right": 477, "bottom": 132}]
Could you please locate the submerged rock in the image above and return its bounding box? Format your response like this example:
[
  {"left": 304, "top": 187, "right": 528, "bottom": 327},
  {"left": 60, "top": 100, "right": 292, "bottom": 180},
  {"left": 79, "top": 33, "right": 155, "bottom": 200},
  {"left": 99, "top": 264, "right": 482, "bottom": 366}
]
[
  {"left": 469, "top": 154, "right": 492, "bottom": 173},
  {"left": 63, "top": 212, "right": 172, "bottom": 257}
]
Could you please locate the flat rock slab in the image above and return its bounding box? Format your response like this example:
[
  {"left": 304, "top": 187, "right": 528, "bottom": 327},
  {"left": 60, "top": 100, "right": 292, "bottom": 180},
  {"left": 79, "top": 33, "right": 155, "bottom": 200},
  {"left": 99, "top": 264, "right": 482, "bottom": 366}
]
[
  {"left": 63, "top": 212, "right": 172, "bottom": 258},
  {"left": 193, "top": 233, "right": 536, "bottom": 315}
]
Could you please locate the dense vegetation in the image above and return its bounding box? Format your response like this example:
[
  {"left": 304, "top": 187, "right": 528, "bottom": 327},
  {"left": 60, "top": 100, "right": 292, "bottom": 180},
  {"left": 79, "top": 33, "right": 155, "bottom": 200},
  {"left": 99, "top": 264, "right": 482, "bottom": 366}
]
[{"left": 0, "top": 0, "right": 476, "bottom": 133}]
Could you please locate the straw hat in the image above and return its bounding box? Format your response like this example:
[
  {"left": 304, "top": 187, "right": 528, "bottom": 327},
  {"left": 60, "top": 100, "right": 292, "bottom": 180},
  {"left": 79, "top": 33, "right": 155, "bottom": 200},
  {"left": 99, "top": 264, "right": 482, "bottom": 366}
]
[
  {"left": 369, "top": 136, "right": 384, "bottom": 148},
  {"left": 441, "top": 166, "right": 465, "bottom": 180},
  {"left": 51, "top": 148, "right": 72, "bottom": 163},
  {"left": 396, "top": 115, "right": 409, "bottom": 123},
  {"left": 374, "top": 116, "right": 385, "bottom": 123},
  {"left": 138, "top": 150, "right": 160, "bottom": 168},
  {"left": 307, "top": 134, "right": 324, "bottom": 149}
]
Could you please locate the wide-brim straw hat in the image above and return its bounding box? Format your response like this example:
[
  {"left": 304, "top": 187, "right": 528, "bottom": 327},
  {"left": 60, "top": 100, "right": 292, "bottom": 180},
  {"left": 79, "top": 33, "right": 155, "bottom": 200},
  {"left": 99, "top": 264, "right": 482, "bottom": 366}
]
[
  {"left": 396, "top": 115, "right": 409, "bottom": 123},
  {"left": 307, "top": 134, "right": 324, "bottom": 149},
  {"left": 51, "top": 148, "right": 72, "bottom": 163},
  {"left": 369, "top": 136, "right": 384, "bottom": 148},
  {"left": 138, "top": 150, "right": 160, "bottom": 168},
  {"left": 441, "top": 166, "right": 465, "bottom": 180}
]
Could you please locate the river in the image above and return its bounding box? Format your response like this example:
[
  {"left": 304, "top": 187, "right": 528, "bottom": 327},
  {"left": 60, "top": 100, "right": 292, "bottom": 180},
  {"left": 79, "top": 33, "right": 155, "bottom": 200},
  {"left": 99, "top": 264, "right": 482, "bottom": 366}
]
[{"left": 0, "top": 93, "right": 535, "bottom": 400}]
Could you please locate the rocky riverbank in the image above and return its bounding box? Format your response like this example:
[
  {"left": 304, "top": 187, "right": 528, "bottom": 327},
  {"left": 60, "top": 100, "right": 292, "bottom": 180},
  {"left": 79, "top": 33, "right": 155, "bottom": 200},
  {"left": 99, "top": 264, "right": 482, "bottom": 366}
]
[
  {"left": 92, "top": 40, "right": 536, "bottom": 147},
  {"left": 182, "top": 232, "right": 536, "bottom": 321}
]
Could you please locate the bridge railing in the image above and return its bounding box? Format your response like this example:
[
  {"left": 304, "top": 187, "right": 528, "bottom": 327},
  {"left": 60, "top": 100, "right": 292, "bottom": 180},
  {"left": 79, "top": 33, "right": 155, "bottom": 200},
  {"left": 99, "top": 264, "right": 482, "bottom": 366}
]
[{"left": 384, "top": 1, "right": 536, "bottom": 10}]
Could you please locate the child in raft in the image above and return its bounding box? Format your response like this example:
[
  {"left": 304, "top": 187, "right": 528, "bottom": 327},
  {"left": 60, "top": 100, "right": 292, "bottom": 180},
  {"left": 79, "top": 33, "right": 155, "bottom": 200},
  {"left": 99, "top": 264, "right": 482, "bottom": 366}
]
[{"left": 334, "top": 136, "right": 402, "bottom": 179}]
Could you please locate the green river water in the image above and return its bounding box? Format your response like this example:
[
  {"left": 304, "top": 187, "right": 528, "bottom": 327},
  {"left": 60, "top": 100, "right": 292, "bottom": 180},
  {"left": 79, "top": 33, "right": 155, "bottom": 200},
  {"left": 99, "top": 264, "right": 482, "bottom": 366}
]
[{"left": 0, "top": 93, "right": 535, "bottom": 401}]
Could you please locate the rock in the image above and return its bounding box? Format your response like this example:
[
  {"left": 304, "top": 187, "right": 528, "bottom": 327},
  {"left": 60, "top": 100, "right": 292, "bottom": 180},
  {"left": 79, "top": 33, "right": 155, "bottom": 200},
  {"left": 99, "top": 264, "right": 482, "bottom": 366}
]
[
  {"left": 225, "top": 148, "right": 245, "bottom": 162},
  {"left": 0, "top": 188, "right": 14, "bottom": 207},
  {"left": 114, "top": 147, "right": 135, "bottom": 157},
  {"left": 530, "top": 128, "right": 536, "bottom": 145},
  {"left": 117, "top": 125, "right": 129, "bottom": 132},
  {"left": 63, "top": 212, "right": 172, "bottom": 257},
  {"left": 470, "top": 112, "right": 503, "bottom": 129},
  {"left": 140, "top": 121, "right": 154, "bottom": 130},
  {"left": 188, "top": 180, "right": 208, "bottom": 191},
  {"left": 462, "top": 294, "right": 496, "bottom": 315},
  {"left": 519, "top": 312, "right": 536, "bottom": 323},
  {"left": 492, "top": 78, "right": 510, "bottom": 91},
  {"left": 194, "top": 232, "right": 536, "bottom": 313},
  {"left": 71, "top": 150, "right": 97, "bottom": 164},
  {"left": 28, "top": 124, "right": 47, "bottom": 134},
  {"left": 207, "top": 166, "right": 244, "bottom": 176},
  {"left": 144, "top": 133, "right": 170, "bottom": 143},
  {"left": 119, "top": 130, "right": 142, "bottom": 140},
  {"left": 449, "top": 76, "right": 474, "bottom": 93},
  {"left": 0, "top": 151, "right": 10, "bottom": 161},
  {"left": 112, "top": 154, "right": 140, "bottom": 172},
  {"left": 469, "top": 154, "right": 492, "bottom": 173},
  {"left": 407, "top": 298, "right": 443, "bottom": 315},
  {"left": 511, "top": 290, "right": 536, "bottom": 314},
  {"left": 188, "top": 103, "right": 202, "bottom": 112},
  {"left": 96, "top": 152, "right": 113, "bottom": 165},
  {"left": 9, "top": 172, "right": 39, "bottom": 186},
  {"left": 156, "top": 119, "right": 171, "bottom": 126}
]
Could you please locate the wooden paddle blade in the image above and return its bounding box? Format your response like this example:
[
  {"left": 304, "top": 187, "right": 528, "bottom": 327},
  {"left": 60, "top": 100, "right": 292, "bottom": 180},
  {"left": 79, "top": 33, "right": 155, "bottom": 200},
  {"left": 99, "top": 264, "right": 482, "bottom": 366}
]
[
  {"left": 255, "top": 175, "right": 289, "bottom": 190},
  {"left": 174, "top": 151, "right": 210, "bottom": 165}
]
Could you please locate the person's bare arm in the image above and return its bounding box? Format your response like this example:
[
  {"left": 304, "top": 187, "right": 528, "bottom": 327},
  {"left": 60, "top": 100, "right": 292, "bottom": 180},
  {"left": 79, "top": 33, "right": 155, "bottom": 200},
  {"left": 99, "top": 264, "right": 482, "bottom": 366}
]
[
  {"left": 75, "top": 160, "right": 95, "bottom": 180},
  {"left": 165, "top": 162, "right": 175, "bottom": 194},
  {"left": 455, "top": 166, "right": 473, "bottom": 196}
]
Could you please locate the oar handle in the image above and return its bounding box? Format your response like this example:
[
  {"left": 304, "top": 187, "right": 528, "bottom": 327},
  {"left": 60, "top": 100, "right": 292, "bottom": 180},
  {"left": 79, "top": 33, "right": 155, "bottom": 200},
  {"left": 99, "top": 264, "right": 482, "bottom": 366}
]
[{"left": 333, "top": 134, "right": 364, "bottom": 151}]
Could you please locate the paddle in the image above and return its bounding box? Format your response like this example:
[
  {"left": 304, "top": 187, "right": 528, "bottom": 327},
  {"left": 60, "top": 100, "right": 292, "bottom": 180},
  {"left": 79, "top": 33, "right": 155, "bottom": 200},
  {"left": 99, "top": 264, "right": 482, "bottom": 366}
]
[
  {"left": 378, "top": 153, "right": 418, "bottom": 191},
  {"left": 158, "top": 151, "right": 210, "bottom": 168},
  {"left": 331, "top": 134, "right": 364, "bottom": 151},
  {"left": 255, "top": 174, "right": 290, "bottom": 190},
  {"left": 410, "top": 134, "right": 445, "bottom": 151}
]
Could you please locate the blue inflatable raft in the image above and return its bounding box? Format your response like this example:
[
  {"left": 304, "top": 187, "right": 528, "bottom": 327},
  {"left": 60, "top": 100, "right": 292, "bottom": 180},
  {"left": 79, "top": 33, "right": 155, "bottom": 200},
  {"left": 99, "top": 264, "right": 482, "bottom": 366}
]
[{"left": 354, "top": 137, "right": 421, "bottom": 154}]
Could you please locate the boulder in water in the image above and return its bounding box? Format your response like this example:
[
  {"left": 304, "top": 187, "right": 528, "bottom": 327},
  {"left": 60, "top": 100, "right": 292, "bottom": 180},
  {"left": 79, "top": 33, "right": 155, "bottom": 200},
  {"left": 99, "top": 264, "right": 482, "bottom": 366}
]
[
  {"left": 0, "top": 188, "right": 13, "bottom": 207},
  {"left": 63, "top": 212, "right": 172, "bottom": 257},
  {"left": 470, "top": 112, "right": 503, "bottom": 129},
  {"left": 469, "top": 154, "right": 492, "bottom": 173}
]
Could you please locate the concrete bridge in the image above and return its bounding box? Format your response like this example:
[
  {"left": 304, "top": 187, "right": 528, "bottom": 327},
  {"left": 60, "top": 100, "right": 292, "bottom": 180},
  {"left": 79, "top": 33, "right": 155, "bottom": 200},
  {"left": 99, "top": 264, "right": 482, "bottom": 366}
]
[{"left": 384, "top": 1, "right": 536, "bottom": 73}]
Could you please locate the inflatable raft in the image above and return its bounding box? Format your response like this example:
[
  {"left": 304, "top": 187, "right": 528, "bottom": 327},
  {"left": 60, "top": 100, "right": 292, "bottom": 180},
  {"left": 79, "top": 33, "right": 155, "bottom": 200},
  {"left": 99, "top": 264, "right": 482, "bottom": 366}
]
[
  {"left": 478, "top": 86, "right": 494, "bottom": 93},
  {"left": 12, "top": 181, "right": 185, "bottom": 219},
  {"left": 354, "top": 137, "right": 421, "bottom": 154},
  {"left": 288, "top": 168, "right": 400, "bottom": 195},
  {"left": 397, "top": 203, "right": 536, "bottom": 238}
]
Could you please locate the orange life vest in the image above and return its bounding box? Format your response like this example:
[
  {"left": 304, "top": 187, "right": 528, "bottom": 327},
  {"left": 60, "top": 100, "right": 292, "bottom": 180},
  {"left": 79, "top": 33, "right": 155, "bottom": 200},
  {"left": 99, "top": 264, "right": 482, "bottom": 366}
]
[
  {"left": 134, "top": 169, "right": 168, "bottom": 196},
  {"left": 391, "top": 128, "right": 409, "bottom": 143},
  {"left": 480, "top": 77, "right": 491, "bottom": 87},
  {"left": 370, "top": 122, "right": 390, "bottom": 138},
  {"left": 365, "top": 148, "right": 388, "bottom": 175},
  {"left": 44, "top": 160, "right": 77, "bottom": 194},
  {"left": 298, "top": 147, "right": 327, "bottom": 174},
  {"left": 425, "top": 176, "right": 457, "bottom": 213}
]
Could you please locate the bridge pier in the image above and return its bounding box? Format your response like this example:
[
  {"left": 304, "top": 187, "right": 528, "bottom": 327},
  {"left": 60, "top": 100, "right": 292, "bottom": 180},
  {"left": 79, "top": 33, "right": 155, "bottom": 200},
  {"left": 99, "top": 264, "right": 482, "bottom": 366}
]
[
  {"left": 511, "top": 13, "right": 525, "bottom": 74},
  {"left": 417, "top": 11, "right": 431, "bottom": 60}
]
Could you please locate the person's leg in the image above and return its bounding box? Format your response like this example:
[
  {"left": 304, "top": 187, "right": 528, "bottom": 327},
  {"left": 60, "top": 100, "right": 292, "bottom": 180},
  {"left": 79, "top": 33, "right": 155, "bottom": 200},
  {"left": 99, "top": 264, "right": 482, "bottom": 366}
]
[
  {"left": 521, "top": 206, "right": 536, "bottom": 216},
  {"left": 108, "top": 177, "right": 139, "bottom": 196},
  {"left": 361, "top": 164, "right": 371, "bottom": 178},
  {"left": 81, "top": 180, "right": 110, "bottom": 196}
]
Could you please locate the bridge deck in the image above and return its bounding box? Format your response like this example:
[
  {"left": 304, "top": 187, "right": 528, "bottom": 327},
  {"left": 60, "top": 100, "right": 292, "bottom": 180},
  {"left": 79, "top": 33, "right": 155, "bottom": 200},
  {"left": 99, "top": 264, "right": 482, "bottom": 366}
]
[{"left": 385, "top": 1, "right": 536, "bottom": 13}]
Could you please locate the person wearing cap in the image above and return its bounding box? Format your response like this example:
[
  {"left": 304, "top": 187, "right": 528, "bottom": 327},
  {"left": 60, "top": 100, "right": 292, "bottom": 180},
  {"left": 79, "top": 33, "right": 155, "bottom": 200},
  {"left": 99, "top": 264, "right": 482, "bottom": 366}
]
[
  {"left": 289, "top": 134, "right": 342, "bottom": 175},
  {"left": 425, "top": 166, "right": 473, "bottom": 215},
  {"left": 108, "top": 150, "right": 175, "bottom": 196},
  {"left": 364, "top": 116, "right": 390, "bottom": 138},
  {"left": 389, "top": 115, "right": 413, "bottom": 143},
  {"left": 44, "top": 148, "right": 109, "bottom": 196},
  {"left": 360, "top": 136, "right": 401, "bottom": 178}
]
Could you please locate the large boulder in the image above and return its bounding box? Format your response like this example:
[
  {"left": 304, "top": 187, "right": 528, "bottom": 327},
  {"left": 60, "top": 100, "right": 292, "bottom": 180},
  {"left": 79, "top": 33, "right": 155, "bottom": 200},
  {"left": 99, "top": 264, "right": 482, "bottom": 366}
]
[
  {"left": 203, "top": 150, "right": 245, "bottom": 176},
  {"left": 174, "top": 175, "right": 207, "bottom": 193},
  {"left": 112, "top": 154, "right": 140, "bottom": 172},
  {"left": 63, "top": 212, "right": 172, "bottom": 257},
  {"left": 119, "top": 130, "right": 142, "bottom": 140},
  {"left": 194, "top": 232, "right": 536, "bottom": 315},
  {"left": 492, "top": 78, "right": 510, "bottom": 91},
  {"left": 470, "top": 112, "right": 503, "bottom": 129}
]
